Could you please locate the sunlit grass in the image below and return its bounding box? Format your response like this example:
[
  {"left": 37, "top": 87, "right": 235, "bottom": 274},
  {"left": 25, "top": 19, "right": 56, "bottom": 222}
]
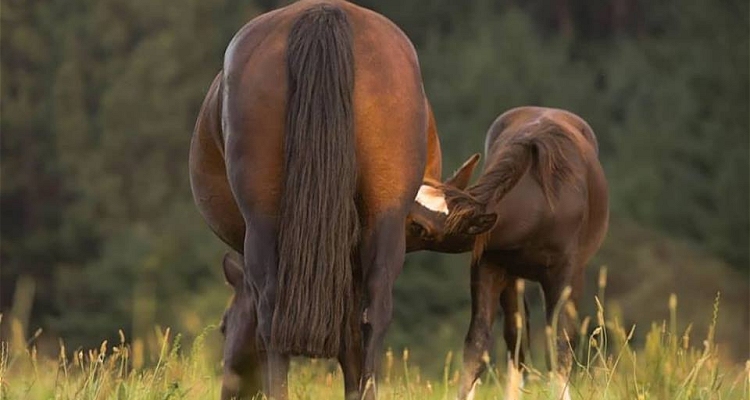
[{"left": 2, "top": 274, "right": 748, "bottom": 399}]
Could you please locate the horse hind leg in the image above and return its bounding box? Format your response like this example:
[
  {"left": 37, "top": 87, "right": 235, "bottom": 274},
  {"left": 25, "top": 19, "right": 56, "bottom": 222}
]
[
  {"left": 500, "top": 277, "right": 529, "bottom": 399},
  {"left": 338, "top": 280, "right": 364, "bottom": 400},
  {"left": 357, "top": 215, "right": 407, "bottom": 400},
  {"left": 242, "top": 215, "right": 290, "bottom": 400},
  {"left": 338, "top": 328, "right": 363, "bottom": 400},
  {"left": 541, "top": 260, "right": 584, "bottom": 400},
  {"left": 457, "top": 258, "right": 508, "bottom": 400}
]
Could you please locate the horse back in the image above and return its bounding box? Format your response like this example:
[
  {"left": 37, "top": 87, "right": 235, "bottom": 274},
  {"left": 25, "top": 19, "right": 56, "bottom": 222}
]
[
  {"left": 483, "top": 107, "right": 608, "bottom": 265},
  {"left": 486, "top": 106, "right": 598, "bottom": 157}
]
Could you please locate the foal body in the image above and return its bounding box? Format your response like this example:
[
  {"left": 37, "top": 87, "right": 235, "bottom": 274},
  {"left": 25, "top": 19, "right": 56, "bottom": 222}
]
[
  {"left": 410, "top": 107, "right": 609, "bottom": 399},
  {"left": 463, "top": 107, "right": 608, "bottom": 399}
]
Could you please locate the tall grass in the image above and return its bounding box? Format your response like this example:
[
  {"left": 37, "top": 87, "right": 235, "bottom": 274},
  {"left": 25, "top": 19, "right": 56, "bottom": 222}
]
[{"left": 2, "top": 270, "right": 748, "bottom": 399}]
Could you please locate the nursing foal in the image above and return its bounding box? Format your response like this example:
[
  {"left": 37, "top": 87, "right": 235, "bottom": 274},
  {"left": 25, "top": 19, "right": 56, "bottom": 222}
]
[{"left": 409, "top": 106, "right": 609, "bottom": 400}]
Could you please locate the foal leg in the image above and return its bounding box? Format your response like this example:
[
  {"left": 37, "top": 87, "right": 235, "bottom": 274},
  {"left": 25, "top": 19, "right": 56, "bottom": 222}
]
[
  {"left": 542, "top": 261, "right": 584, "bottom": 400},
  {"left": 457, "top": 258, "right": 507, "bottom": 400},
  {"left": 500, "top": 277, "right": 527, "bottom": 367},
  {"left": 359, "top": 216, "right": 406, "bottom": 400},
  {"left": 500, "top": 277, "right": 530, "bottom": 398},
  {"left": 243, "top": 215, "right": 289, "bottom": 400}
]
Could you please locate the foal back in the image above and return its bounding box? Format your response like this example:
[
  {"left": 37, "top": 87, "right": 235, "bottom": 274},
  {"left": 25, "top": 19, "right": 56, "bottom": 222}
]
[{"left": 478, "top": 107, "right": 608, "bottom": 269}]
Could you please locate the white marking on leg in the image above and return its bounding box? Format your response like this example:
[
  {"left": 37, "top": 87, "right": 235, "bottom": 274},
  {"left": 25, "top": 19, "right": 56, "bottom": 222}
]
[
  {"left": 554, "top": 373, "right": 571, "bottom": 400},
  {"left": 363, "top": 376, "right": 376, "bottom": 397},
  {"left": 362, "top": 308, "right": 368, "bottom": 324},
  {"left": 465, "top": 378, "right": 480, "bottom": 400},
  {"left": 563, "top": 385, "right": 571, "bottom": 400},
  {"left": 505, "top": 358, "right": 523, "bottom": 400},
  {"left": 415, "top": 184, "right": 449, "bottom": 215}
]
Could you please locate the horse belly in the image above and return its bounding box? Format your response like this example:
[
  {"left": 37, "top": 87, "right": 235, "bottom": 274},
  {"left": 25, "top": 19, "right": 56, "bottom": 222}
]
[
  {"left": 223, "top": 26, "right": 288, "bottom": 218},
  {"left": 190, "top": 138, "right": 245, "bottom": 253},
  {"left": 190, "top": 73, "right": 245, "bottom": 253}
]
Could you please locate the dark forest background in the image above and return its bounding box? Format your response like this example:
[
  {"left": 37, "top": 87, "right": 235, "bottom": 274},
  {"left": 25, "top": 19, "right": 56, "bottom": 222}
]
[{"left": 2, "top": 0, "right": 748, "bottom": 370}]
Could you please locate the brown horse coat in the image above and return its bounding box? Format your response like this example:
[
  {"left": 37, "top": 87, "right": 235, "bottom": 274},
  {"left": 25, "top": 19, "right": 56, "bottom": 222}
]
[
  {"left": 191, "top": 74, "right": 445, "bottom": 255},
  {"left": 188, "top": 1, "right": 474, "bottom": 399},
  {"left": 408, "top": 106, "right": 609, "bottom": 400}
]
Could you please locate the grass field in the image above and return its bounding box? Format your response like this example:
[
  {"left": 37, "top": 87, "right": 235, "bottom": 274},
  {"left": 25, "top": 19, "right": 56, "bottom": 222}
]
[{"left": 2, "top": 291, "right": 748, "bottom": 400}]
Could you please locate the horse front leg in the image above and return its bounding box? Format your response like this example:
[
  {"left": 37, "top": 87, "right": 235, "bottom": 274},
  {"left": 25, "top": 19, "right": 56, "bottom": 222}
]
[
  {"left": 243, "top": 216, "right": 289, "bottom": 400},
  {"left": 359, "top": 216, "right": 405, "bottom": 400},
  {"left": 457, "top": 258, "right": 507, "bottom": 400}
]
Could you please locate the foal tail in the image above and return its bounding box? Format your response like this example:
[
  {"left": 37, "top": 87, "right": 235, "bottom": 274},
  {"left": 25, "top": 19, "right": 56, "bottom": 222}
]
[
  {"left": 466, "top": 120, "right": 576, "bottom": 258},
  {"left": 272, "top": 5, "right": 359, "bottom": 358}
]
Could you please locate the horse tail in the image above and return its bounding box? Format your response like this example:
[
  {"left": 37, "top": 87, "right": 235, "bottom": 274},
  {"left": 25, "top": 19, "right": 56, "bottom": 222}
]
[
  {"left": 465, "top": 120, "right": 576, "bottom": 259},
  {"left": 272, "top": 4, "right": 358, "bottom": 358}
]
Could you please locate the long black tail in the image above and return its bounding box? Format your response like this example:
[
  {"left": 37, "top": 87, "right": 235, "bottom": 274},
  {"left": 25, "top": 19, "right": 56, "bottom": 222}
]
[{"left": 272, "top": 4, "right": 358, "bottom": 358}]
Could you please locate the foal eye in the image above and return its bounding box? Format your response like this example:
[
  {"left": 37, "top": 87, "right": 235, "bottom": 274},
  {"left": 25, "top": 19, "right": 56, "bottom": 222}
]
[{"left": 410, "top": 221, "right": 429, "bottom": 238}]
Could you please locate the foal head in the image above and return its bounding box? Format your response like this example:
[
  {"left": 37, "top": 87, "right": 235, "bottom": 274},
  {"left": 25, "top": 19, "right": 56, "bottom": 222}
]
[{"left": 406, "top": 153, "right": 497, "bottom": 252}]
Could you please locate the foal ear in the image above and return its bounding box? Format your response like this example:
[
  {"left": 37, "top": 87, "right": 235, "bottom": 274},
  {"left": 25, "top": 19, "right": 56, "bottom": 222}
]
[
  {"left": 222, "top": 252, "right": 244, "bottom": 288},
  {"left": 445, "top": 153, "right": 481, "bottom": 190},
  {"left": 465, "top": 213, "right": 497, "bottom": 235}
]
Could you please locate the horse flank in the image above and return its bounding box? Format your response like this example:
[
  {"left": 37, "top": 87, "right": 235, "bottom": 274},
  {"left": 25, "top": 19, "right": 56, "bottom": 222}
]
[{"left": 272, "top": 4, "right": 359, "bottom": 357}]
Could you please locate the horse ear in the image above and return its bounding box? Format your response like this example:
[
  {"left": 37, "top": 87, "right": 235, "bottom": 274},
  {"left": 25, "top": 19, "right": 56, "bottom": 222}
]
[
  {"left": 222, "top": 252, "right": 244, "bottom": 288},
  {"left": 465, "top": 213, "right": 497, "bottom": 235},
  {"left": 445, "top": 153, "right": 481, "bottom": 190}
]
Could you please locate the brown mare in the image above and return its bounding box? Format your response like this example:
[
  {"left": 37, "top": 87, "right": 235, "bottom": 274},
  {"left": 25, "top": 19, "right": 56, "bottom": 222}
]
[
  {"left": 407, "top": 107, "right": 609, "bottom": 400},
  {"left": 189, "top": 1, "right": 492, "bottom": 399}
]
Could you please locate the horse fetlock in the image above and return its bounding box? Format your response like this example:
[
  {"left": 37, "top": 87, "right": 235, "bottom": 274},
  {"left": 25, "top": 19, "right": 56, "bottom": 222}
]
[
  {"left": 552, "top": 372, "right": 571, "bottom": 400},
  {"left": 360, "top": 375, "right": 377, "bottom": 399},
  {"left": 504, "top": 358, "right": 525, "bottom": 400},
  {"left": 457, "top": 377, "right": 481, "bottom": 400}
]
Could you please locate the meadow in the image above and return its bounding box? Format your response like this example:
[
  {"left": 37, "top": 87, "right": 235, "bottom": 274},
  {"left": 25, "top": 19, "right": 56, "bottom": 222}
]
[{"left": 2, "top": 282, "right": 748, "bottom": 400}]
